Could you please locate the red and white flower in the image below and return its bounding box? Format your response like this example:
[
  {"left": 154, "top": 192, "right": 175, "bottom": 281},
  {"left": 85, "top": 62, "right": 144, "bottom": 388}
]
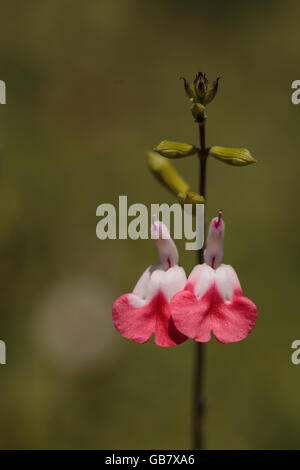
[
  {"left": 170, "top": 211, "right": 257, "bottom": 344},
  {"left": 112, "top": 220, "right": 187, "bottom": 347}
]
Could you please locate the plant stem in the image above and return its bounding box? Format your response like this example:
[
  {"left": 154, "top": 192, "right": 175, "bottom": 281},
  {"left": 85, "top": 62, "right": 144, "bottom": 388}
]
[{"left": 192, "top": 122, "right": 207, "bottom": 449}]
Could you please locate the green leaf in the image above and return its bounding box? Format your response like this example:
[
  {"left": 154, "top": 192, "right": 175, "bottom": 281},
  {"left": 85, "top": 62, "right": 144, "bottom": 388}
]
[
  {"left": 147, "top": 151, "right": 190, "bottom": 195},
  {"left": 209, "top": 146, "right": 257, "bottom": 166},
  {"left": 154, "top": 140, "right": 197, "bottom": 158}
]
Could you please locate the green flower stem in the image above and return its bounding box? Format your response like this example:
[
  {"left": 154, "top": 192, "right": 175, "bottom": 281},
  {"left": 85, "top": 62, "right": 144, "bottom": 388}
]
[{"left": 192, "top": 122, "right": 208, "bottom": 450}]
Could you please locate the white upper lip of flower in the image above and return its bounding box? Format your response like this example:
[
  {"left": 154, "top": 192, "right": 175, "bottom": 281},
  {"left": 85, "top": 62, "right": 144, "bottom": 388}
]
[
  {"left": 129, "top": 265, "right": 187, "bottom": 307},
  {"left": 188, "top": 263, "right": 241, "bottom": 301}
]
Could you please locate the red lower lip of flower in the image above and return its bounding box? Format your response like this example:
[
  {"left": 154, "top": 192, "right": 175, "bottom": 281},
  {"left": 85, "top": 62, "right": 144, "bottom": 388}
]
[
  {"left": 113, "top": 291, "right": 187, "bottom": 347},
  {"left": 170, "top": 283, "right": 257, "bottom": 344}
]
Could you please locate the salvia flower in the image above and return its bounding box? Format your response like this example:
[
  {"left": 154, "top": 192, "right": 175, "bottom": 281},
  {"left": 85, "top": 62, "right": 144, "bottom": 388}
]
[
  {"left": 112, "top": 220, "right": 187, "bottom": 347},
  {"left": 170, "top": 211, "right": 257, "bottom": 344}
]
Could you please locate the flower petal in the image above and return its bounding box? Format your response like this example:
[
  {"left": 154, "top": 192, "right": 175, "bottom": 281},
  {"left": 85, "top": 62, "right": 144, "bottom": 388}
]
[
  {"left": 204, "top": 214, "right": 225, "bottom": 269},
  {"left": 187, "top": 263, "right": 215, "bottom": 297},
  {"left": 160, "top": 265, "right": 187, "bottom": 301},
  {"left": 152, "top": 220, "right": 179, "bottom": 269},
  {"left": 132, "top": 266, "right": 153, "bottom": 299},
  {"left": 134, "top": 265, "right": 187, "bottom": 303},
  {"left": 171, "top": 263, "right": 257, "bottom": 344},
  {"left": 170, "top": 288, "right": 212, "bottom": 342},
  {"left": 112, "top": 293, "right": 155, "bottom": 344},
  {"left": 215, "top": 264, "right": 242, "bottom": 301},
  {"left": 113, "top": 291, "right": 186, "bottom": 347},
  {"left": 211, "top": 294, "right": 257, "bottom": 344},
  {"left": 153, "top": 292, "right": 187, "bottom": 347}
]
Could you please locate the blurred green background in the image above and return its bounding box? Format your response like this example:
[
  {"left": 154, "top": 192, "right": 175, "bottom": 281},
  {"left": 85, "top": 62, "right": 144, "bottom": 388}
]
[{"left": 0, "top": 0, "right": 299, "bottom": 450}]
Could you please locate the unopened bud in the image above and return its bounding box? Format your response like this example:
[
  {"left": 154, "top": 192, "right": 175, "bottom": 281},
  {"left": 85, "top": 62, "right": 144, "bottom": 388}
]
[
  {"left": 147, "top": 151, "right": 190, "bottom": 195},
  {"left": 191, "top": 103, "right": 206, "bottom": 123},
  {"left": 154, "top": 140, "right": 197, "bottom": 158},
  {"left": 178, "top": 191, "right": 204, "bottom": 205},
  {"left": 194, "top": 72, "right": 208, "bottom": 102},
  {"left": 178, "top": 191, "right": 205, "bottom": 216},
  {"left": 182, "top": 71, "right": 221, "bottom": 107},
  {"left": 209, "top": 146, "right": 257, "bottom": 166}
]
